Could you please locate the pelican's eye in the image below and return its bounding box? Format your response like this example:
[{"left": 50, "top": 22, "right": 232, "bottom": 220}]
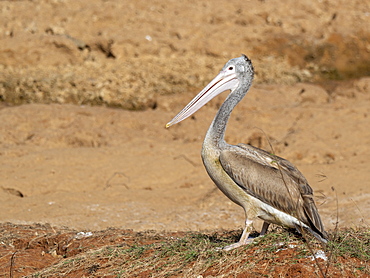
[{"left": 228, "top": 66, "right": 234, "bottom": 70}]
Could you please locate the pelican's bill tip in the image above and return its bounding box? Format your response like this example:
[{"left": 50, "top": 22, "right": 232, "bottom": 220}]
[{"left": 165, "top": 122, "right": 172, "bottom": 129}]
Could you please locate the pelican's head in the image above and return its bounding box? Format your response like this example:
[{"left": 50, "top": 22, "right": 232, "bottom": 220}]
[
  {"left": 226, "top": 54, "right": 254, "bottom": 81},
  {"left": 166, "top": 55, "right": 254, "bottom": 128}
]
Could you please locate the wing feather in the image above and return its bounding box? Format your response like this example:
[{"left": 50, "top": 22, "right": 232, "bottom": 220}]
[{"left": 219, "top": 143, "right": 327, "bottom": 240}]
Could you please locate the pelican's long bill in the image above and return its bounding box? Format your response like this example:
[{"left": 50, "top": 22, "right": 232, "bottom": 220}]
[{"left": 166, "top": 69, "right": 239, "bottom": 128}]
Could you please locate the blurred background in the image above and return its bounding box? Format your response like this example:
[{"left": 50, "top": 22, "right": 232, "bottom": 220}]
[{"left": 0, "top": 0, "right": 369, "bottom": 233}]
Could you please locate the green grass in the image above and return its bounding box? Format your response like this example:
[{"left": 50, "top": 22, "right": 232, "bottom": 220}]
[
  {"left": 328, "top": 228, "right": 370, "bottom": 261},
  {"left": 30, "top": 227, "right": 369, "bottom": 278}
]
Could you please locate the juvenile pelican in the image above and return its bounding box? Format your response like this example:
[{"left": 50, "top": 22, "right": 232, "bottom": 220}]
[{"left": 166, "top": 55, "right": 328, "bottom": 250}]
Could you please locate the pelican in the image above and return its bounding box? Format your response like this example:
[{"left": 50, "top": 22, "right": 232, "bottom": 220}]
[{"left": 166, "top": 55, "right": 328, "bottom": 250}]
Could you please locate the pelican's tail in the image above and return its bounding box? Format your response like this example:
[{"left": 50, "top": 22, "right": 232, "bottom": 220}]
[{"left": 294, "top": 223, "right": 328, "bottom": 244}]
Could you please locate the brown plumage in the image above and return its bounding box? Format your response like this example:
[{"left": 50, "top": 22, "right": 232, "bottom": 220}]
[{"left": 220, "top": 143, "right": 328, "bottom": 242}]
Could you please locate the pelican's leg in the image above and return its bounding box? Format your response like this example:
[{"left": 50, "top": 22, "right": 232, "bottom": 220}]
[
  {"left": 222, "top": 218, "right": 255, "bottom": 251},
  {"left": 260, "top": 221, "right": 270, "bottom": 236}
]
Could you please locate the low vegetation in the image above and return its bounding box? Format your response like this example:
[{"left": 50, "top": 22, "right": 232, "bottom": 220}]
[{"left": 1, "top": 223, "right": 368, "bottom": 277}]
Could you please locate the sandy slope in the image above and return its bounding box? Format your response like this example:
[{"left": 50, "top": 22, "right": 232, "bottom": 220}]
[{"left": 0, "top": 0, "right": 369, "bottom": 235}]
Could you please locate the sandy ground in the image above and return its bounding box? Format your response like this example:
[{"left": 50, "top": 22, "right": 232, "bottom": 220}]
[{"left": 0, "top": 0, "right": 369, "bottom": 236}]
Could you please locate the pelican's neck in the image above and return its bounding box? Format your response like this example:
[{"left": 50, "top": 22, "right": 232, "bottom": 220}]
[{"left": 204, "top": 89, "right": 244, "bottom": 149}]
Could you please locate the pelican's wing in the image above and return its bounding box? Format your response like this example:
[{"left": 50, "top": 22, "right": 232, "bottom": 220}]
[{"left": 219, "top": 143, "right": 327, "bottom": 240}]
